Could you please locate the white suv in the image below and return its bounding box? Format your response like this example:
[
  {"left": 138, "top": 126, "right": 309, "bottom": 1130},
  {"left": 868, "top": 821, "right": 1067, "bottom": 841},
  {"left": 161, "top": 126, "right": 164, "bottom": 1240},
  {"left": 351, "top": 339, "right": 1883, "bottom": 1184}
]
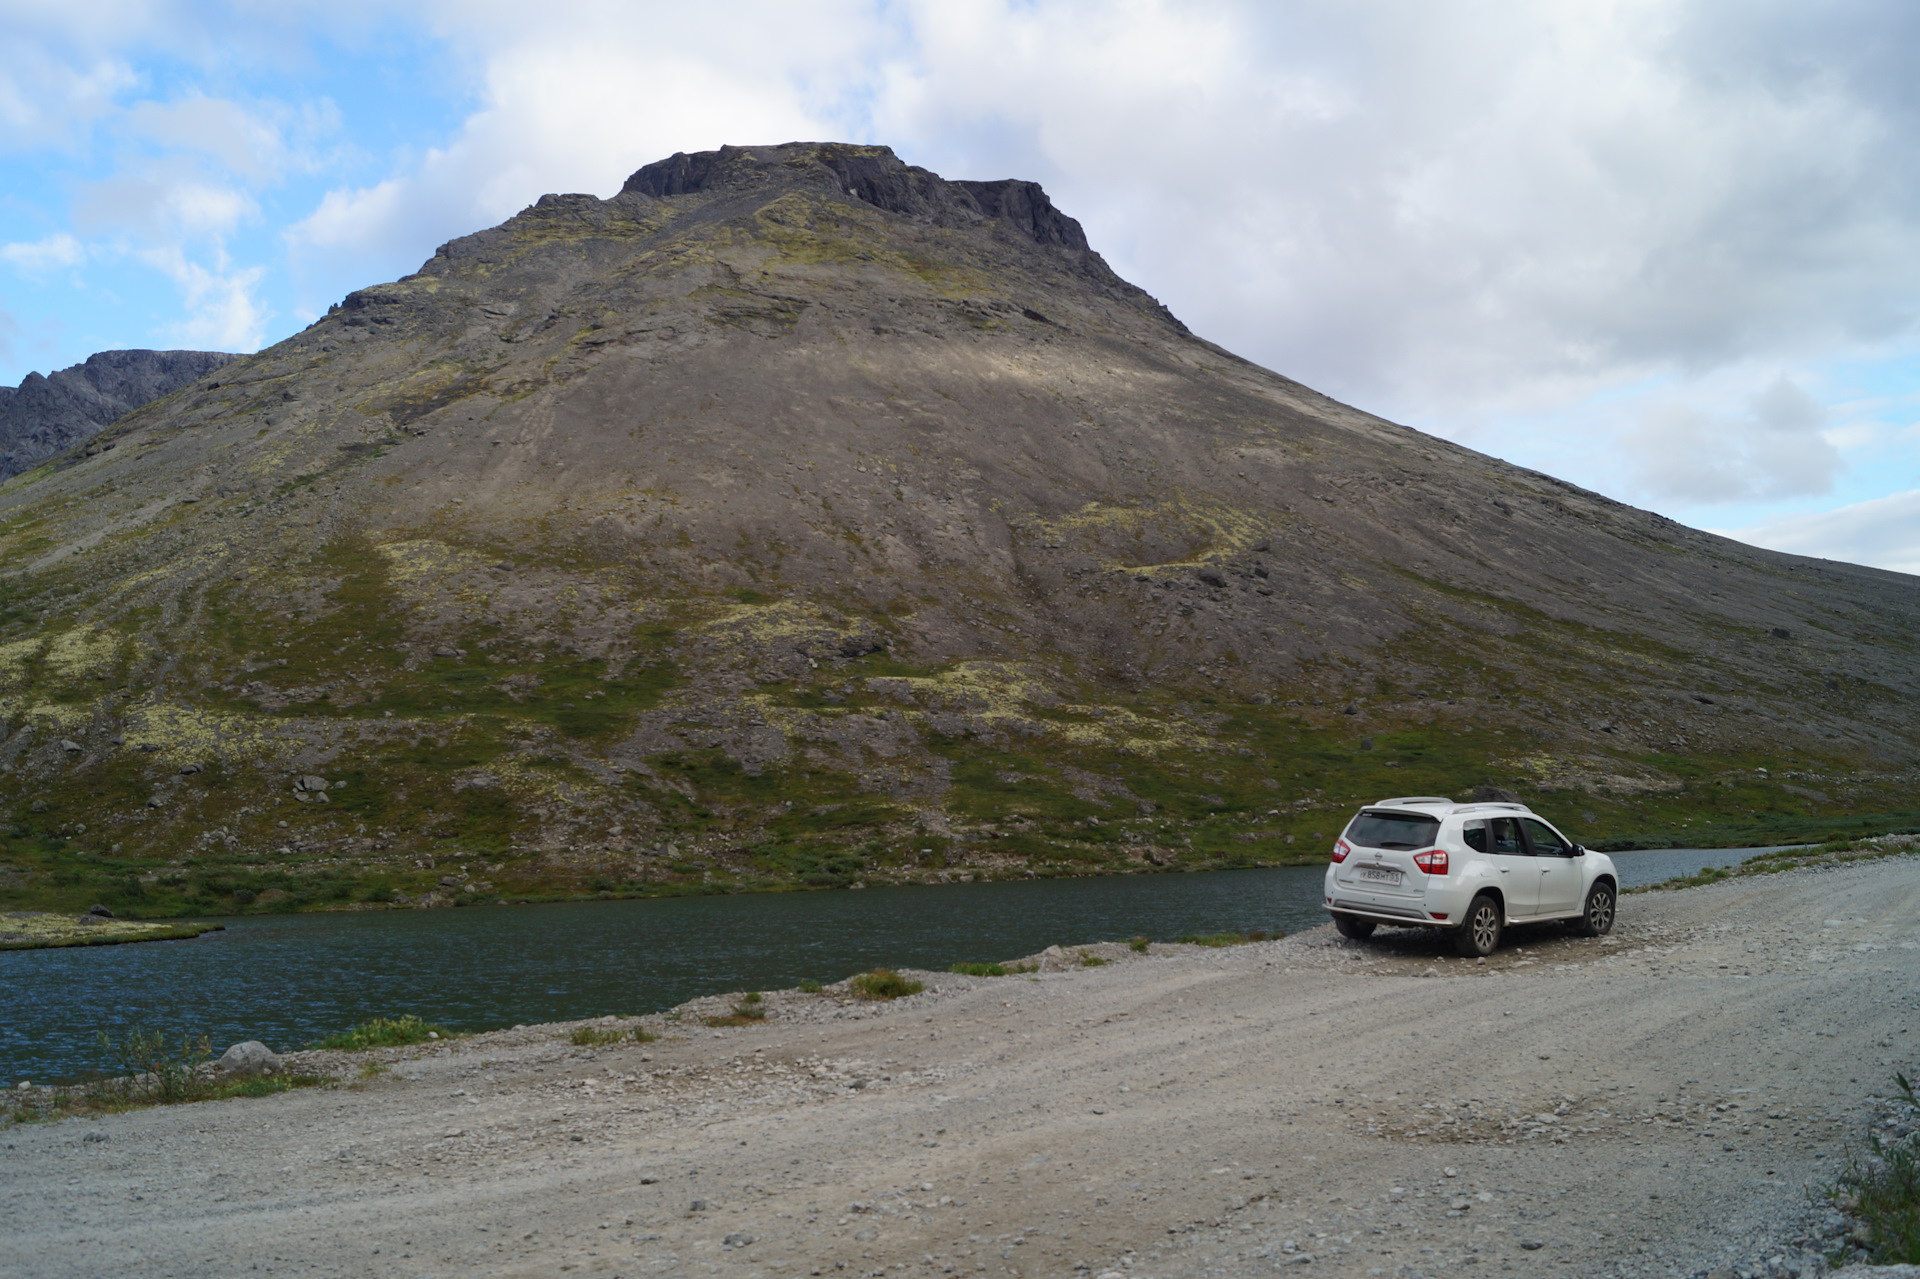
[{"left": 1322, "top": 796, "right": 1618, "bottom": 957}]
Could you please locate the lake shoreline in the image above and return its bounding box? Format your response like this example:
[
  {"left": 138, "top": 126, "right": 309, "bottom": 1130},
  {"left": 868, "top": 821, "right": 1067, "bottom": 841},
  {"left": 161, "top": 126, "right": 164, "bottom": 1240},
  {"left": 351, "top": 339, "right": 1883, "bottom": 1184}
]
[{"left": 4, "top": 855, "right": 1910, "bottom": 1277}]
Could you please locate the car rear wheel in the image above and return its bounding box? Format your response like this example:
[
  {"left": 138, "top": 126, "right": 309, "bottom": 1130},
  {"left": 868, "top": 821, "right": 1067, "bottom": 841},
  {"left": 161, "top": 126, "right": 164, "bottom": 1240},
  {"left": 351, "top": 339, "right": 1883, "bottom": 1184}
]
[
  {"left": 1332, "top": 913, "right": 1377, "bottom": 940},
  {"left": 1572, "top": 881, "right": 1616, "bottom": 937},
  {"left": 1452, "top": 894, "right": 1503, "bottom": 957}
]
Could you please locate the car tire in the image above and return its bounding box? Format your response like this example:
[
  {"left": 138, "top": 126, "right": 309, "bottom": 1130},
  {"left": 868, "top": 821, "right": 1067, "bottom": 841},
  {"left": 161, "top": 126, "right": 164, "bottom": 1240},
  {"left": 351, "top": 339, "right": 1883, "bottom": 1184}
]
[
  {"left": 1452, "top": 894, "right": 1503, "bottom": 957},
  {"left": 1333, "top": 913, "right": 1376, "bottom": 941},
  {"left": 1572, "top": 881, "right": 1616, "bottom": 937}
]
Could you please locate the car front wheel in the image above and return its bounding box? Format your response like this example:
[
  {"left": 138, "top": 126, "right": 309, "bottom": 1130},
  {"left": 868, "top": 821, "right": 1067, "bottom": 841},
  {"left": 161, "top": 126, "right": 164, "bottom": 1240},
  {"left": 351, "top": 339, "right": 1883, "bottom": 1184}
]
[
  {"left": 1572, "top": 881, "right": 1616, "bottom": 937},
  {"left": 1333, "top": 913, "right": 1377, "bottom": 940},
  {"left": 1452, "top": 894, "right": 1503, "bottom": 957}
]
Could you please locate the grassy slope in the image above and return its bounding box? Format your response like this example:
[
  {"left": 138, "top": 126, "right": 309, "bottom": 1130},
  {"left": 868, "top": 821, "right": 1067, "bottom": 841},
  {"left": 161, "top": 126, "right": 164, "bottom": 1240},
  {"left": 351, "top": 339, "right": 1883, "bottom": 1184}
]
[{"left": 2, "top": 517, "right": 1915, "bottom": 921}]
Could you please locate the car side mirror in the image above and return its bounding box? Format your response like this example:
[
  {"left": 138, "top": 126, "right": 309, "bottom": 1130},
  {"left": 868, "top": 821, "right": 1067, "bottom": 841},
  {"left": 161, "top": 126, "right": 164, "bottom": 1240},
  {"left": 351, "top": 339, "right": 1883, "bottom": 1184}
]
[{"left": 1571, "top": 844, "right": 1586, "bottom": 857}]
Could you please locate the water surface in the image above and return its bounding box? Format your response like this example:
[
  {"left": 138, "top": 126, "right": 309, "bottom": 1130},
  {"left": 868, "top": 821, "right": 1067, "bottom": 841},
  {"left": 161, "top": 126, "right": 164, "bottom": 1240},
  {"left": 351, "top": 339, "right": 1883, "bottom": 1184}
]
[{"left": 1, "top": 845, "right": 1782, "bottom": 1083}]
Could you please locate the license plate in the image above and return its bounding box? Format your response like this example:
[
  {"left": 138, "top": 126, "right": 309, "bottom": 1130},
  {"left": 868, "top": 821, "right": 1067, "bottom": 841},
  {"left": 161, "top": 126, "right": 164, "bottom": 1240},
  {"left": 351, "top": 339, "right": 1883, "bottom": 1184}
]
[{"left": 1357, "top": 865, "right": 1402, "bottom": 885}]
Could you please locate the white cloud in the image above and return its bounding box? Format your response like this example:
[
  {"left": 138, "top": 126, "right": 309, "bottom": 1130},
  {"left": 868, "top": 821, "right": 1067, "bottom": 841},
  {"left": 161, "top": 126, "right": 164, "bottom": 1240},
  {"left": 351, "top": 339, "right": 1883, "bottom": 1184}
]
[
  {"left": 136, "top": 244, "right": 266, "bottom": 351},
  {"left": 0, "top": 232, "right": 85, "bottom": 274},
  {"left": 1725, "top": 488, "right": 1920, "bottom": 576},
  {"left": 1619, "top": 375, "right": 1841, "bottom": 503},
  {"left": 0, "top": 48, "right": 137, "bottom": 151},
  {"left": 288, "top": 0, "right": 882, "bottom": 301}
]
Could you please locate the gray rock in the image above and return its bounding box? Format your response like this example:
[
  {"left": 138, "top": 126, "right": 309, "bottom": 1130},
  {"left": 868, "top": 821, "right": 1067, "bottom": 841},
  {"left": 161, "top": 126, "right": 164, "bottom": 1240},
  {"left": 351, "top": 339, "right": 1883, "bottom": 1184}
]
[
  {"left": 178, "top": 763, "right": 202, "bottom": 775},
  {"left": 59, "top": 740, "right": 83, "bottom": 753},
  {"left": 28, "top": 800, "right": 47, "bottom": 813},
  {"left": 688, "top": 1198, "right": 710, "bottom": 1212},
  {"left": 86, "top": 904, "right": 114, "bottom": 918},
  {"left": 295, "top": 775, "right": 329, "bottom": 792},
  {"left": 1519, "top": 1238, "right": 1545, "bottom": 1250},
  {"left": 723, "top": 1233, "right": 756, "bottom": 1248},
  {"left": 1473, "top": 785, "right": 1521, "bottom": 803},
  {"left": 216, "top": 1041, "right": 282, "bottom": 1076}
]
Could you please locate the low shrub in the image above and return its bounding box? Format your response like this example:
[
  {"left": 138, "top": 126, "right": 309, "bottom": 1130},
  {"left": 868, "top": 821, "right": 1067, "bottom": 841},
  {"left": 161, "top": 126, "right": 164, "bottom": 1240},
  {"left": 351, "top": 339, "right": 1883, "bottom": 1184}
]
[
  {"left": 797, "top": 979, "right": 824, "bottom": 994},
  {"left": 1078, "top": 950, "right": 1106, "bottom": 967},
  {"left": 100, "top": 1027, "right": 209, "bottom": 1104},
  {"left": 950, "top": 962, "right": 1009, "bottom": 977},
  {"left": 1833, "top": 1073, "right": 1920, "bottom": 1263},
  {"left": 848, "top": 969, "right": 924, "bottom": 1001},
  {"left": 314, "top": 1015, "right": 450, "bottom": 1051},
  {"left": 1128, "top": 936, "right": 1150, "bottom": 953}
]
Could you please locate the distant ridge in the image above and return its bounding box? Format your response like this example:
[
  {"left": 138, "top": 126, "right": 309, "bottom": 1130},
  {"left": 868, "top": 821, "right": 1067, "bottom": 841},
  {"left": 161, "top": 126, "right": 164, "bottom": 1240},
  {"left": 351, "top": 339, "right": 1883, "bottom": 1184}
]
[{"left": 0, "top": 349, "right": 237, "bottom": 479}]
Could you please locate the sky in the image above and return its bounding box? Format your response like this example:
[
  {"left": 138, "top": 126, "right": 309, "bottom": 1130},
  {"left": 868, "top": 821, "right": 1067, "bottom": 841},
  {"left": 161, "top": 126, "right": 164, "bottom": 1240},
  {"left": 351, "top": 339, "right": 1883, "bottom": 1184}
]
[{"left": 5, "top": 0, "right": 1920, "bottom": 574}]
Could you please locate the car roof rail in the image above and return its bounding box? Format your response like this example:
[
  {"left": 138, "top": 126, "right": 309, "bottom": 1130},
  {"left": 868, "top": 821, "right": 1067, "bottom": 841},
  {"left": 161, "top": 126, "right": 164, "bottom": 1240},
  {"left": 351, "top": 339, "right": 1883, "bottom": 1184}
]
[{"left": 1373, "top": 796, "right": 1453, "bottom": 806}]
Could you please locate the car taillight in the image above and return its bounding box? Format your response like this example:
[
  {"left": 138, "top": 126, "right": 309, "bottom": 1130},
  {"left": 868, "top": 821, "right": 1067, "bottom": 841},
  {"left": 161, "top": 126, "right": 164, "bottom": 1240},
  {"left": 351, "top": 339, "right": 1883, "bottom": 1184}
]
[
  {"left": 1412, "top": 849, "right": 1449, "bottom": 875},
  {"left": 1331, "top": 838, "right": 1351, "bottom": 864}
]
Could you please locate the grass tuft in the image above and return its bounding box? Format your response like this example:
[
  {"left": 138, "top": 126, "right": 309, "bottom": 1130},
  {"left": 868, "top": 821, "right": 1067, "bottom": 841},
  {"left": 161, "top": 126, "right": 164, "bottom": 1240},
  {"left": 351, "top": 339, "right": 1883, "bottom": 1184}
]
[
  {"left": 569, "top": 1025, "right": 625, "bottom": 1046},
  {"left": 848, "top": 968, "right": 924, "bottom": 1001},
  {"left": 703, "top": 992, "right": 768, "bottom": 1026},
  {"left": 313, "top": 1015, "right": 450, "bottom": 1051},
  {"left": 1128, "top": 936, "right": 1150, "bottom": 953},
  {"left": 797, "top": 978, "right": 824, "bottom": 994}
]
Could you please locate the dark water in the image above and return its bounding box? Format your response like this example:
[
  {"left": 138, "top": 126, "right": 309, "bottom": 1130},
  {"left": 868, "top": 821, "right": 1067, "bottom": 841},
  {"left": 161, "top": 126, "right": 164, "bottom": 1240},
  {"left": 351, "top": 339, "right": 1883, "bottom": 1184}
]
[{"left": 0, "top": 845, "right": 1780, "bottom": 1084}]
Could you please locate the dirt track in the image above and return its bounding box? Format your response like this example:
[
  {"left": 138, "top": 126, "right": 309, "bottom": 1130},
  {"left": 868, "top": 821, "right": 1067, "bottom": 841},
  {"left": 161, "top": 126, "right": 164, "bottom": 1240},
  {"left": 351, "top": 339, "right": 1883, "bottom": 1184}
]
[{"left": 5, "top": 856, "right": 1918, "bottom": 1279}]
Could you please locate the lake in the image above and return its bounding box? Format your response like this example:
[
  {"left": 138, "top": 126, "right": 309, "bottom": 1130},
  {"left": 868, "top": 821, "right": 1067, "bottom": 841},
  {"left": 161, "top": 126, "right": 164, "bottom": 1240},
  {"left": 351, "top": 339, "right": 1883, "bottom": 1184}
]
[{"left": 1, "top": 845, "right": 1780, "bottom": 1084}]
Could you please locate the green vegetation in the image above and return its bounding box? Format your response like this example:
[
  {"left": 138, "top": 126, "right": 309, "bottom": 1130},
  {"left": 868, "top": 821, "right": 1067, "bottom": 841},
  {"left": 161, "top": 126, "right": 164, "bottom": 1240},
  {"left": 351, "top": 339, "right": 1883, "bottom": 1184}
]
[
  {"left": 1631, "top": 833, "right": 1920, "bottom": 893},
  {"left": 949, "top": 960, "right": 1036, "bottom": 977},
  {"left": 847, "top": 969, "right": 924, "bottom": 1000},
  {"left": 569, "top": 1022, "right": 654, "bottom": 1045},
  {"left": 797, "top": 978, "right": 824, "bottom": 993},
  {"left": 703, "top": 990, "right": 768, "bottom": 1025},
  {"left": 1077, "top": 950, "right": 1107, "bottom": 966},
  {"left": 5, "top": 1027, "right": 326, "bottom": 1125},
  {"left": 1177, "top": 930, "right": 1279, "bottom": 947},
  {"left": 1128, "top": 936, "right": 1150, "bottom": 953},
  {"left": 1832, "top": 1073, "right": 1920, "bottom": 1264},
  {"left": 313, "top": 1015, "right": 450, "bottom": 1051}
]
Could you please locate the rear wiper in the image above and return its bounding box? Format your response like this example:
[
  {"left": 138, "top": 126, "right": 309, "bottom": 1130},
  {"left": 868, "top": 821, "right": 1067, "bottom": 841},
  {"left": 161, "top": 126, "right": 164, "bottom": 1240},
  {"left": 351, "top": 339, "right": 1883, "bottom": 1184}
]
[{"left": 1376, "top": 842, "right": 1419, "bottom": 850}]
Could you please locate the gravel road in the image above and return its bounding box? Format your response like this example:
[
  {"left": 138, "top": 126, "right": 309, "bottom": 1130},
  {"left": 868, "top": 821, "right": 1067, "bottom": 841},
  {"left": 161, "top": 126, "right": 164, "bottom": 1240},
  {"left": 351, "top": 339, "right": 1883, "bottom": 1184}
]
[{"left": 5, "top": 855, "right": 1918, "bottom": 1279}]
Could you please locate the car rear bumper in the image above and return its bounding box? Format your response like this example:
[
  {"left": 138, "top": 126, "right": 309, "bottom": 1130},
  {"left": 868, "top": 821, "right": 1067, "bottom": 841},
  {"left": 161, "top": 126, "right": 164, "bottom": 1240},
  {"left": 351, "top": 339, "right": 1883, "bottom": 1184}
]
[{"left": 1326, "top": 896, "right": 1455, "bottom": 927}]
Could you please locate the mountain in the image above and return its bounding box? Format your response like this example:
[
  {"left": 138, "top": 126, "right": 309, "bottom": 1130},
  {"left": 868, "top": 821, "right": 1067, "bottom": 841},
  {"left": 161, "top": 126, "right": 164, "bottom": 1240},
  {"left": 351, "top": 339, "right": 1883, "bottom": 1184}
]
[
  {"left": 0, "top": 142, "right": 1915, "bottom": 917},
  {"left": 0, "top": 349, "right": 237, "bottom": 480}
]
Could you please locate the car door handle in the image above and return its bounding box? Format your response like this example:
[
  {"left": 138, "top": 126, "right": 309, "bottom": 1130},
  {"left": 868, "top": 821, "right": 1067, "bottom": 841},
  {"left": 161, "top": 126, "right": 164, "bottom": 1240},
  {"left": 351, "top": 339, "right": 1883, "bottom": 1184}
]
[{"left": 1498, "top": 867, "right": 1509, "bottom": 874}]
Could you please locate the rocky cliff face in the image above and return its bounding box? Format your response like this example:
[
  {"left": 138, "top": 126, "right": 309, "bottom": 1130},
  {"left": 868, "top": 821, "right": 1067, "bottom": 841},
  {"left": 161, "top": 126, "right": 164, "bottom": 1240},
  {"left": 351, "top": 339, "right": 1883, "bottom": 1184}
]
[
  {"left": 0, "top": 349, "right": 237, "bottom": 479},
  {"left": 0, "top": 142, "right": 1914, "bottom": 917}
]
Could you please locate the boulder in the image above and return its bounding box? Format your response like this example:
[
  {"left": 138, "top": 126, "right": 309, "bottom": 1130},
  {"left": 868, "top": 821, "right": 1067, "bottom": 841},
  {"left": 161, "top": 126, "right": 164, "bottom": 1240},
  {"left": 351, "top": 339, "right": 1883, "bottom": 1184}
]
[
  {"left": 86, "top": 904, "right": 114, "bottom": 918},
  {"left": 217, "top": 1041, "right": 282, "bottom": 1076}
]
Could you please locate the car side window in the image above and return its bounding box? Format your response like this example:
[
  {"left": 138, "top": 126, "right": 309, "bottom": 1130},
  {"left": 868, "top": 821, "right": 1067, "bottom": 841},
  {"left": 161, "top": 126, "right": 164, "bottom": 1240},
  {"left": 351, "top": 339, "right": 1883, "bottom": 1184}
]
[
  {"left": 1462, "top": 820, "right": 1490, "bottom": 853},
  {"left": 1522, "top": 817, "right": 1570, "bottom": 856},
  {"left": 1489, "top": 817, "right": 1526, "bottom": 856}
]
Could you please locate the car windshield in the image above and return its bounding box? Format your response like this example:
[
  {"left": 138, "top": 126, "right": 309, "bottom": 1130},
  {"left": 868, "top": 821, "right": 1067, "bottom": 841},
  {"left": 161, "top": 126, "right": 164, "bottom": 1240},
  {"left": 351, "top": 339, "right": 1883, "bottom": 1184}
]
[{"left": 1345, "top": 810, "right": 1441, "bottom": 851}]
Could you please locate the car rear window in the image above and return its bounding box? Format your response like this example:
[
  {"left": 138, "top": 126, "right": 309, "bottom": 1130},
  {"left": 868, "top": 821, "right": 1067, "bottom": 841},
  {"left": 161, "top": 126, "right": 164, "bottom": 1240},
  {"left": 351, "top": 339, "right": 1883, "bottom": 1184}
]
[{"left": 1345, "top": 810, "right": 1441, "bottom": 851}]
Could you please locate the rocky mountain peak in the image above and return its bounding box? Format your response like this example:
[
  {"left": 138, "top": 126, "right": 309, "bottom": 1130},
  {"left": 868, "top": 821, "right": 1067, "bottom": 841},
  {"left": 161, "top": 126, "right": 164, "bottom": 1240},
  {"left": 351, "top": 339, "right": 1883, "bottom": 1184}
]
[{"left": 622, "top": 141, "right": 1096, "bottom": 254}]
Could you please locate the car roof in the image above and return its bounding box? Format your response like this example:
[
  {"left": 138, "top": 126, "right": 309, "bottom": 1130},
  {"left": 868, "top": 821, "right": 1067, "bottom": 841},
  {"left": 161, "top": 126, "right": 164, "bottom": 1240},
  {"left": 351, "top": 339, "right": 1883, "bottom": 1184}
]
[{"left": 1359, "top": 797, "right": 1536, "bottom": 818}]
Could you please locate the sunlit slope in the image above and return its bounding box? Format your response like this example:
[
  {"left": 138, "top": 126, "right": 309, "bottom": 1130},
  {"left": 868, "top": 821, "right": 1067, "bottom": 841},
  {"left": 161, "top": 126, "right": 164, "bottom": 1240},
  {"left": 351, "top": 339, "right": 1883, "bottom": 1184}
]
[{"left": 1, "top": 142, "right": 1915, "bottom": 916}]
